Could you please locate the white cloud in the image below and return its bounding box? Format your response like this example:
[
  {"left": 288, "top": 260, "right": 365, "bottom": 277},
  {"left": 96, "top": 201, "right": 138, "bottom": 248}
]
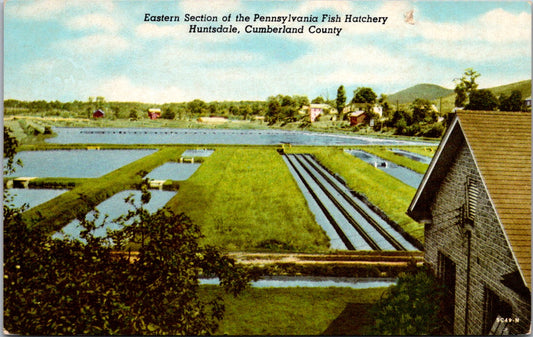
[
  {"left": 97, "top": 76, "right": 187, "bottom": 103},
  {"left": 8, "top": 0, "right": 115, "bottom": 20},
  {"left": 136, "top": 23, "right": 180, "bottom": 39},
  {"left": 179, "top": 0, "right": 241, "bottom": 16},
  {"left": 416, "top": 8, "right": 530, "bottom": 43},
  {"left": 8, "top": 0, "right": 67, "bottom": 19},
  {"left": 55, "top": 33, "right": 130, "bottom": 55},
  {"left": 65, "top": 13, "right": 122, "bottom": 33},
  {"left": 414, "top": 40, "right": 530, "bottom": 63}
]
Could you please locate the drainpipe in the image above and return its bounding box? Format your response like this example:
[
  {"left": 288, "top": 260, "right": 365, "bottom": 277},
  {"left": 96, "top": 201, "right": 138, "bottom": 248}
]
[{"left": 464, "top": 230, "right": 472, "bottom": 335}]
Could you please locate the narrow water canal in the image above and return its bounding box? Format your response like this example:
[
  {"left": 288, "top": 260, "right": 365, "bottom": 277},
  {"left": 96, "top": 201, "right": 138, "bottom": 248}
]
[
  {"left": 200, "top": 276, "right": 397, "bottom": 288},
  {"left": 283, "top": 154, "right": 418, "bottom": 251},
  {"left": 391, "top": 149, "right": 432, "bottom": 164},
  {"left": 344, "top": 149, "right": 423, "bottom": 188}
]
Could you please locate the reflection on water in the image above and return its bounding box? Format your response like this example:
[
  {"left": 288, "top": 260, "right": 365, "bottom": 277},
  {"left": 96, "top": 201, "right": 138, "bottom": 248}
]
[
  {"left": 54, "top": 190, "right": 176, "bottom": 240},
  {"left": 200, "top": 276, "right": 397, "bottom": 288},
  {"left": 146, "top": 163, "right": 201, "bottom": 181},
  {"left": 47, "top": 127, "right": 436, "bottom": 146},
  {"left": 5, "top": 149, "right": 156, "bottom": 178},
  {"left": 5, "top": 188, "right": 68, "bottom": 209}
]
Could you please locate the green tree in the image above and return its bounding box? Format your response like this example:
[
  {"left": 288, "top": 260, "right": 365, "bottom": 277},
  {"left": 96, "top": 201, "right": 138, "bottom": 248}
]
[
  {"left": 312, "top": 96, "right": 325, "bottom": 104},
  {"left": 188, "top": 99, "right": 208, "bottom": 115},
  {"left": 411, "top": 98, "right": 436, "bottom": 124},
  {"left": 336, "top": 85, "right": 347, "bottom": 118},
  {"left": 466, "top": 89, "right": 498, "bottom": 111},
  {"left": 378, "top": 94, "right": 392, "bottom": 120},
  {"left": 499, "top": 90, "right": 523, "bottom": 111},
  {"left": 351, "top": 87, "right": 377, "bottom": 105},
  {"left": 351, "top": 87, "right": 377, "bottom": 117},
  {"left": 454, "top": 68, "right": 480, "bottom": 107},
  {"left": 162, "top": 107, "right": 176, "bottom": 119},
  {"left": 370, "top": 268, "right": 444, "bottom": 335}
]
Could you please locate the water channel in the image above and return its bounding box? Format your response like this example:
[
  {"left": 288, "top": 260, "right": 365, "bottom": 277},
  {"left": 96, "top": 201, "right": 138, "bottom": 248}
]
[
  {"left": 53, "top": 190, "right": 177, "bottom": 240},
  {"left": 284, "top": 154, "right": 418, "bottom": 251},
  {"left": 391, "top": 149, "right": 432, "bottom": 164},
  {"left": 344, "top": 149, "right": 423, "bottom": 189},
  {"left": 200, "top": 276, "right": 397, "bottom": 288},
  {"left": 46, "top": 127, "right": 436, "bottom": 146}
]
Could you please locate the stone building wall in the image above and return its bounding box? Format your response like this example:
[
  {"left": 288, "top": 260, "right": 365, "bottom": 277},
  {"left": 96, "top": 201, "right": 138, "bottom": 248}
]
[{"left": 425, "top": 140, "right": 530, "bottom": 335}]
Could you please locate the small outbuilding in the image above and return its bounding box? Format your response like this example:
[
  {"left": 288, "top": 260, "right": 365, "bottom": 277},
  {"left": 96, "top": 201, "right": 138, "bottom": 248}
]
[
  {"left": 92, "top": 109, "right": 105, "bottom": 118},
  {"left": 407, "top": 111, "right": 531, "bottom": 335},
  {"left": 148, "top": 108, "right": 161, "bottom": 120},
  {"left": 348, "top": 111, "right": 367, "bottom": 126}
]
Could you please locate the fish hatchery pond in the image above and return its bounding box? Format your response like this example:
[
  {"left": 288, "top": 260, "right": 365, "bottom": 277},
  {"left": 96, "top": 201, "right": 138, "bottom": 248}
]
[
  {"left": 46, "top": 127, "right": 436, "bottom": 146},
  {"left": 8, "top": 126, "right": 432, "bottom": 269}
]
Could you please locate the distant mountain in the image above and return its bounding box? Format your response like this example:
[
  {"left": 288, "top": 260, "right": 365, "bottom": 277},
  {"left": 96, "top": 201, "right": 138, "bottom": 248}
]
[{"left": 387, "top": 84, "right": 454, "bottom": 105}]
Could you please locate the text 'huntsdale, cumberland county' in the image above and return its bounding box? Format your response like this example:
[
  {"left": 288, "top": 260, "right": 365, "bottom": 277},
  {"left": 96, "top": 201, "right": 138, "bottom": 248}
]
[{"left": 143, "top": 13, "right": 389, "bottom": 36}]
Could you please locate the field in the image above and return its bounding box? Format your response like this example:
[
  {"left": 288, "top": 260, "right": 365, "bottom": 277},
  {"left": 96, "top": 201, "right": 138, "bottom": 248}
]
[
  {"left": 165, "top": 147, "right": 331, "bottom": 252},
  {"left": 200, "top": 286, "right": 388, "bottom": 335}
]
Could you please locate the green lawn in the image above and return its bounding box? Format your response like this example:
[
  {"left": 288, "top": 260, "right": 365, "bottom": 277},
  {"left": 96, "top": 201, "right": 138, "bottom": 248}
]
[
  {"left": 200, "top": 286, "right": 388, "bottom": 335},
  {"left": 166, "top": 147, "right": 330, "bottom": 252}
]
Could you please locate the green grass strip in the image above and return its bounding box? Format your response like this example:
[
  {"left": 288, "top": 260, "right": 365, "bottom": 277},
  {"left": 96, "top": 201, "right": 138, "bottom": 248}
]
[
  {"left": 200, "top": 286, "right": 387, "bottom": 335},
  {"left": 396, "top": 145, "right": 437, "bottom": 158},
  {"left": 165, "top": 147, "right": 330, "bottom": 252}
]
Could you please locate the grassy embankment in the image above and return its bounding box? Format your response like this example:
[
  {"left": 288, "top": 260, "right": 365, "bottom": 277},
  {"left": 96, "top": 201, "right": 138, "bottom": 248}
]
[
  {"left": 287, "top": 147, "right": 425, "bottom": 243},
  {"left": 201, "top": 286, "right": 388, "bottom": 335},
  {"left": 22, "top": 147, "right": 185, "bottom": 233},
  {"left": 165, "top": 147, "right": 330, "bottom": 252}
]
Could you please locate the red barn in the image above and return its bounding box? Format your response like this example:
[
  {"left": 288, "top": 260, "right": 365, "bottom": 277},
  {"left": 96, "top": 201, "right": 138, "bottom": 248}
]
[
  {"left": 348, "top": 111, "right": 366, "bottom": 126},
  {"left": 148, "top": 108, "right": 161, "bottom": 120},
  {"left": 92, "top": 109, "right": 105, "bottom": 118}
]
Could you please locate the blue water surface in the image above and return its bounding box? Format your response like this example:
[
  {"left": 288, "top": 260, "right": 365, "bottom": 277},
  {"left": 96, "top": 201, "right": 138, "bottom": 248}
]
[
  {"left": 54, "top": 190, "right": 176, "bottom": 240},
  {"left": 47, "top": 127, "right": 436, "bottom": 146},
  {"left": 5, "top": 149, "right": 156, "bottom": 178}
]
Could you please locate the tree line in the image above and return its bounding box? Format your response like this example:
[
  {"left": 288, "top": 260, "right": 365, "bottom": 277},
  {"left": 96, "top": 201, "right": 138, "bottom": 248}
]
[{"left": 5, "top": 68, "right": 527, "bottom": 139}]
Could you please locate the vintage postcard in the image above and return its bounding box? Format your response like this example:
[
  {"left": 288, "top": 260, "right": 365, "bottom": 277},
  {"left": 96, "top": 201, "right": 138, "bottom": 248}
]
[{"left": 3, "top": 0, "right": 531, "bottom": 335}]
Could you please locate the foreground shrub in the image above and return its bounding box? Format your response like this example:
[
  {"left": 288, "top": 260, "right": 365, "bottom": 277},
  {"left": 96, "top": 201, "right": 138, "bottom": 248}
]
[
  {"left": 4, "top": 159, "right": 252, "bottom": 336},
  {"left": 369, "top": 267, "right": 444, "bottom": 335}
]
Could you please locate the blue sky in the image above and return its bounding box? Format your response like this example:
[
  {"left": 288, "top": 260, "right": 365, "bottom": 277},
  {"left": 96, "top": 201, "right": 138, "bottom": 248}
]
[{"left": 4, "top": 0, "right": 531, "bottom": 103}]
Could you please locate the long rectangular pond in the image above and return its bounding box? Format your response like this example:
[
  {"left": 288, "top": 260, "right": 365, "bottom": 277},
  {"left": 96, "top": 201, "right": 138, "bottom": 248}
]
[
  {"left": 54, "top": 190, "right": 176, "bottom": 240},
  {"left": 391, "top": 149, "right": 432, "bottom": 164},
  {"left": 5, "top": 149, "right": 156, "bottom": 178},
  {"left": 4, "top": 188, "right": 68, "bottom": 210},
  {"left": 200, "top": 276, "right": 396, "bottom": 288},
  {"left": 146, "top": 163, "right": 201, "bottom": 181},
  {"left": 345, "top": 149, "right": 423, "bottom": 189},
  {"left": 47, "top": 127, "right": 437, "bottom": 146}
]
